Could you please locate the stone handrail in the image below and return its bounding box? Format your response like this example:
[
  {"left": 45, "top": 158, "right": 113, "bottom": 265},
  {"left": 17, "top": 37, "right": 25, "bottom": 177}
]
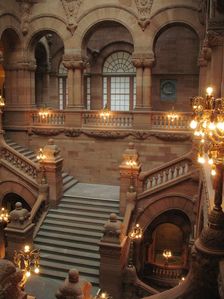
[
  {"left": 135, "top": 277, "right": 159, "bottom": 296},
  {"left": 30, "top": 184, "right": 48, "bottom": 223},
  {"left": 145, "top": 262, "right": 185, "bottom": 281},
  {"left": 139, "top": 154, "right": 192, "bottom": 192},
  {"left": 82, "top": 111, "right": 133, "bottom": 128},
  {"left": 151, "top": 112, "right": 191, "bottom": 130},
  {"left": 1, "top": 144, "right": 38, "bottom": 185},
  {"left": 31, "top": 110, "right": 65, "bottom": 126}
]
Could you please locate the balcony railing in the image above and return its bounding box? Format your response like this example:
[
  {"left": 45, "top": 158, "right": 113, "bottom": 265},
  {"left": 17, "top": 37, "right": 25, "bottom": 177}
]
[
  {"left": 31, "top": 111, "right": 65, "bottom": 126},
  {"left": 151, "top": 112, "right": 191, "bottom": 130}
]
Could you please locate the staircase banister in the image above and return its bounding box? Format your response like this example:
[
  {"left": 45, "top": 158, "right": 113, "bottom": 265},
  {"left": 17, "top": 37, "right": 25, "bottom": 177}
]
[
  {"left": 29, "top": 185, "right": 48, "bottom": 222},
  {"left": 139, "top": 152, "right": 193, "bottom": 182},
  {"left": 122, "top": 201, "right": 135, "bottom": 237},
  {"left": 2, "top": 143, "right": 38, "bottom": 169},
  {"left": 135, "top": 277, "right": 159, "bottom": 295}
]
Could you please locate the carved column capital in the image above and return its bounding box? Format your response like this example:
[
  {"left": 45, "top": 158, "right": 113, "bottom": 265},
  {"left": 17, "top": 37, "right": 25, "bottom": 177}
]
[
  {"left": 62, "top": 54, "right": 86, "bottom": 70},
  {"left": 132, "top": 53, "right": 154, "bottom": 68},
  {"left": 207, "top": 30, "right": 224, "bottom": 47}
]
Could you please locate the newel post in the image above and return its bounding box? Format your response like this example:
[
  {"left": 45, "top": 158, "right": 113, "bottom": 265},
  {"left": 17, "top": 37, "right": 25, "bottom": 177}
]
[
  {"left": 42, "top": 139, "right": 63, "bottom": 207},
  {"left": 99, "top": 213, "right": 127, "bottom": 299},
  {"left": 4, "top": 202, "right": 34, "bottom": 260},
  {"left": 119, "top": 143, "right": 141, "bottom": 215}
]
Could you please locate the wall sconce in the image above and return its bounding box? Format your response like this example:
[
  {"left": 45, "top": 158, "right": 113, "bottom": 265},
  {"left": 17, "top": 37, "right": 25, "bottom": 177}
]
[
  {"left": 167, "top": 106, "right": 179, "bottom": 122},
  {"left": 36, "top": 148, "right": 46, "bottom": 162},
  {"left": 100, "top": 104, "right": 110, "bottom": 120},
  {"left": 38, "top": 105, "right": 49, "bottom": 119},
  {"left": 0, "top": 207, "right": 9, "bottom": 224},
  {"left": 14, "top": 244, "right": 40, "bottom": 288}
]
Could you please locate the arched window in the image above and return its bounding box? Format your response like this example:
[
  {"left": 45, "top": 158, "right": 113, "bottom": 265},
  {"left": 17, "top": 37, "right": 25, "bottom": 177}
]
[
  {"left": 58, "top": 62, "right": 68, "bottom": 110},
  {"left": 103, "top": 51, "right": 136, "bottom": 111}
]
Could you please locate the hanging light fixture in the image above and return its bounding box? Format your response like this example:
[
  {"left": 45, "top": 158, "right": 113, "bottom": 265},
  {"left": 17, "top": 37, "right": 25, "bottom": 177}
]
[{"left": 190, "top": 86, "right": 224, "bottom": 176}]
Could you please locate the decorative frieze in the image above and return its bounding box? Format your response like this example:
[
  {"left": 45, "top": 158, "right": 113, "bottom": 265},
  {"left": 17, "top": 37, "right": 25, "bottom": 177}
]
[
  {"left": 135, "top": 0, "right": 154, "bottom": 31},
  {"left": 61, "top": 0, "right": 82, "bottom": 35}
]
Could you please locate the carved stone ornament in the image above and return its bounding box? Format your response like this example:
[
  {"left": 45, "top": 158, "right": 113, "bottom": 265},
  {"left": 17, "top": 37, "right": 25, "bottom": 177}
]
[
  {"left": 151, "top": 132, "right": 192, "bottom": 142},
  {"left": 83, "top": 130, "right": 130, "bottom": 139},
  {"left": 61, "top": 0, "right": 82, "bottom": 35},
  {"left": 64, "top": 128, "right": 81, "bottom": 137},
  {"left": 29, "top": 128, "right": 64, "bottom": 136},
  {"left": 207, "top": 30, "right": 224, "bottom": 47},
  {"left": 135, "top": 0, "right": 154, "bottom": 31},
  {"left": 17, "top": 1, "right": 34, "bottom": 36}
]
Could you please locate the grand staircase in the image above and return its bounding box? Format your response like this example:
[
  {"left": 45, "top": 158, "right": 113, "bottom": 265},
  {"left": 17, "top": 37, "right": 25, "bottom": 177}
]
[
  {"left": 34, "top": 183, "right": 120, "bottom": 287},
  {"left": 4, "top": 137, "right": 121, "bottom": 287}
]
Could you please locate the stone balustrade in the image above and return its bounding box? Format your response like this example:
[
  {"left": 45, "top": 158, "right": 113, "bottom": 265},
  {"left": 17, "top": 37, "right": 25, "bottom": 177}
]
[
  {"left": 82, "top": 111, "right": 133, "bottom": 128},
  {"left": 151, "top": 112, "right": 191, "bottom": 130},
  {"left": 31, "top": 110, "right": 65, "bottom": 126},
  {"left": 1, "top": 146, "right": 38, "bottom": 182},
  {"left": 139, "top": 156, "right": 192, "bottom": 192}
]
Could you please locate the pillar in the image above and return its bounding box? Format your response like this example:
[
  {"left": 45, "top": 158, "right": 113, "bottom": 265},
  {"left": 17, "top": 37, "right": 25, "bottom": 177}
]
[
  {"left": 99, "top": 213, "right": 126, "bottom": 299},
  {"left": 4, "top": 60, "right": 36, "bottom": 108},
  {"left": 119, "top": 142, "right": 141, "bottom": 215},
  {"left": 63, "top": 55, "right": 85, "bottom": 110},
  {"left": 207, "top": 31, "right": 224, "bottom": 97},
  {"left": 42, "top": 138, "right": 63, "bottom": 207},
  {"left": 132, "top": 53, "right": 154, "bottom": 110},
  {"left": 4, "top": 202, "right": 35, "bottom": 260}
]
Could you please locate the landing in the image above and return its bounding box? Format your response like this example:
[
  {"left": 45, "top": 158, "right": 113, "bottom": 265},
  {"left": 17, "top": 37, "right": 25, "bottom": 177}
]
[{"left": 64, "top": 182, "right": 120, "bottom": 200}]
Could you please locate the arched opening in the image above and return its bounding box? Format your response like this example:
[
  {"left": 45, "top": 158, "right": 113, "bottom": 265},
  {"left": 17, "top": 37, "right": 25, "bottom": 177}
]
[
  {"left": 152, "top": 23, "right": 200, "bottom": 112},
  {"left": 139, "top": 209, "right": 191, "bottom": 288},
  {"left": 30, "top": 31, "right": 64, "bottom": 109},
  {"left": 82, "top": 21, "right": 134, "bottom": 110},
  {"left": 2, "top": 192, "right": 31, "bottom": 212}
]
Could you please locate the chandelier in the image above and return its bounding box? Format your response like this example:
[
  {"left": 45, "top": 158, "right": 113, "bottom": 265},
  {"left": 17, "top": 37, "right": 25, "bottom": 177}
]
[{"left": 190, "top": 87, "right": 224, "bottom": 176}]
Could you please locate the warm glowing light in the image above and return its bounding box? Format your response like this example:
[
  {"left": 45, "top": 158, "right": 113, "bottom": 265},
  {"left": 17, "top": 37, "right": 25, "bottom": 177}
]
[
  {"left": 36, "top": 148, "right": 46, "bottom": 162},
  {"left": 163, "top": 249, "right": 172, "bottom": 260},
  {"left": 24, "top": 245, "right": 30, "bottom": 253},
  {"left": 0, "top": 95, "right": 5, "bottom": 107},
  {"left": 126, "top": 160, "right": 137, "bottom": 167},
  {"left": 211, "top": 164, "right": 216, "bottom": 176},
  {"left": 206, "top": 86, "right": 213, "bottom": 96},
  {"left": 208, "top": 157, "right": 214, "bottom": 165},
  {"left": 167, "top": 107, "right": 179, "bottom": 122},
  {"left": 26, "top": 271, "right": 31, "bottom": 278},
  {"left": 100, "top": 104, "right": 110, "bottom": 120},
  {"left": 38, "top": 106, "right": 49, "bottom": 119},
  {"left": 34, "top": 267, "right": 40, "bottom": 274},
  {"left": 0, "top": 207, "right": 9, "bottom": 223},
  {"left": 208, "top": 122, "right": 216, "bottom": 130},
  {"left": 128, "top": 223, "right": 143, "bottom": 240},
  {"left": 198, "top": 155, "right": 205, "bottom": 164},
  {"left": 190, "top": 119, "right": 198, "bottom": 129}
]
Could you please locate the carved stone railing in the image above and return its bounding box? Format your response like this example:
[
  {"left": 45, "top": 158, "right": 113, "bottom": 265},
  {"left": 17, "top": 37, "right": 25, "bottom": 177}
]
[
  {"left": 151, "top": 112, "right": 191, "bottom": 130},
  {"left": 139, "top": 155, "right": 192, "bottom": 192},
  {"left": 1, "top": 144, "right": 38, "bottom": 185},
  {"left": 31, "top": 110, "right": 65, "bottom": 126},
  {"left": 82, "top": 111, "right": 133, "bottom": 128}
]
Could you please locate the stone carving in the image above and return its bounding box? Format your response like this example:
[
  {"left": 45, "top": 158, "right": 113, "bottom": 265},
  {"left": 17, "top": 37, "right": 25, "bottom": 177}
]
[
  {"left": 152, "top": 132, "right": 191, "bottom": 142},
  {"left": 61, "top": 0, "right": 82, "bottom": 35},
  {"left": 198, "top": 37, "right": 212, "bottom": 67},
  {"left": 55, "top": 268, "right": 92, "bottom": 299},
  {"left": 9, "top": 202, "right": 30, "bottom": 226},
  {"left": 0, "top": 259, "right": 27, "bottom": 299},
  {"left": 102, "top": 213, "right": 123, "bottom": 244},
  {"left": 84, "top": 130, "right": 130, "bottom": 139},
  {"left": 64, "top": 128, "right": 82, "bottom": 137},
  {"left": 135, "top": 0, "right": 154, "bottom": 31},
  {"left": 30, "top": 128, "right": 64, "bottom": 136},
  {"left": 207, "top": 30, "right": 224, "bottom": 47},
  {"left": 18, "top": 1, "right": 34, "bottom": 36}
]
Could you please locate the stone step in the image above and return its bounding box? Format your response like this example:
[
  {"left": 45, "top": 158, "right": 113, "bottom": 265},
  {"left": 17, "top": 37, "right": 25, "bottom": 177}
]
[
  {"left": 43, "top": 218, "right": 104, "bottom": 232},
  {"left": 40, "top": 268, "right": 99, "bottom": 285},
  {"left": 63, "top": 178, "right": 78, "bottom": 192},
  {"left": 34, "top": 244, "right": 100, "bottom": 260},
  {"left": 57, "top": 203, "right": 119, "bottom": 214},
  {"left": 36, "top": 230, "right": 100, "bottom": 244},
  {"left": 46, "top": 212, "right": 112, "bottom": 226},
  {"left": 63, "top": 194, "right": 119, "bottom": 203},
  {"left": 48, "top": 208, "right": 113, "bottom": 220},
  {"left": 35, "top": 237, "right": 99, "bottom": 252},
  {"left": 40, "top": 252, "right": 99, "bottom": 268},
  {"left": 40, "top": 260, "right": 99, "bottom": 277},
  {"left": 39, "top": 224, "right": 103, "bottom": 238},
  {"left": 61, "top": 197, "right": 119, "bottom": 208}
]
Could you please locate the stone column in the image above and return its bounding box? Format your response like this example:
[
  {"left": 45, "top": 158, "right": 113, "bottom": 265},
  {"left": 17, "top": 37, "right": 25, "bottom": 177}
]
[
  {"left": 198, "top": 38, "right": 211, "bottom": 96},
  {"left": 42, "top": 139, "right": 63, "bottom": 207},
  {"left": 4, "top": 202, "right": 34, "bottom": 261},
  {"left": 132, "top": 53, "right": 154, "bottom": 110},
  {"left": 119, "top": 143, "right": 141, "bottom": 215},
  {"left": 99, "top": 213, "right": 125, "bottom": 299},
  {"left": 207, "top": 31, "right": 224, "bottom": 97},
  {"left": 142, "top": 58, "right": 154, "bottom": 110},
  {"left": 4, "top": 60, "right": 36, "bottom": 108},
  {"left": 63, "top": 55, "right": 85, "bottom": 110}
]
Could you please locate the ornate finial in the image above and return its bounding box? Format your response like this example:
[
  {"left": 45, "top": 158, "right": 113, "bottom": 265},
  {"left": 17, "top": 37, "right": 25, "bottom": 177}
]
[
  {"left": 61, "top": 0, "right": 82, "bottom": 35},
  {"left": 135, "top": 0, "right": 154, "bottom": 31}
]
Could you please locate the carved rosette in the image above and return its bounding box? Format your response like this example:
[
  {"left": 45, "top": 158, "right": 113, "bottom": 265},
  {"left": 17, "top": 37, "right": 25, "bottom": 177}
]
[
  {"left": 135, "top": 0, "right": 154, "bottom": 31},
  {"left": 61, "top": 0, "right": 82, "bottom": 35}
]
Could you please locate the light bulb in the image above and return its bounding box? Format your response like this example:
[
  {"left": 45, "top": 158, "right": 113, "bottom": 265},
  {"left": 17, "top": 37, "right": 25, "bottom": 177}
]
[
  {"left": 34, "top": 267, "right": 40, "bottom": 274},
  {"left": 211, "top": 165, "right": 216, "bottom": 176},
  {"left": 26, "top": 271, "right": 31, "bottom": 278},
  {"left": 24, "top": 245, "right": 30, "bottom": 253},
  {"left": 190, "top": 119, "right": 198, "bottom": 129},
  {"left": 208, "top": 122, "right": 216, "bottom": 130},
  {"left": 198, "top": 156, "right": 205, "bottom": 164},
  {"left": 206, "top": 86, "right": 213, "bottom": 96},
  {"left": 208, "top": 158, "right": 213, "bottom": 165}
]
